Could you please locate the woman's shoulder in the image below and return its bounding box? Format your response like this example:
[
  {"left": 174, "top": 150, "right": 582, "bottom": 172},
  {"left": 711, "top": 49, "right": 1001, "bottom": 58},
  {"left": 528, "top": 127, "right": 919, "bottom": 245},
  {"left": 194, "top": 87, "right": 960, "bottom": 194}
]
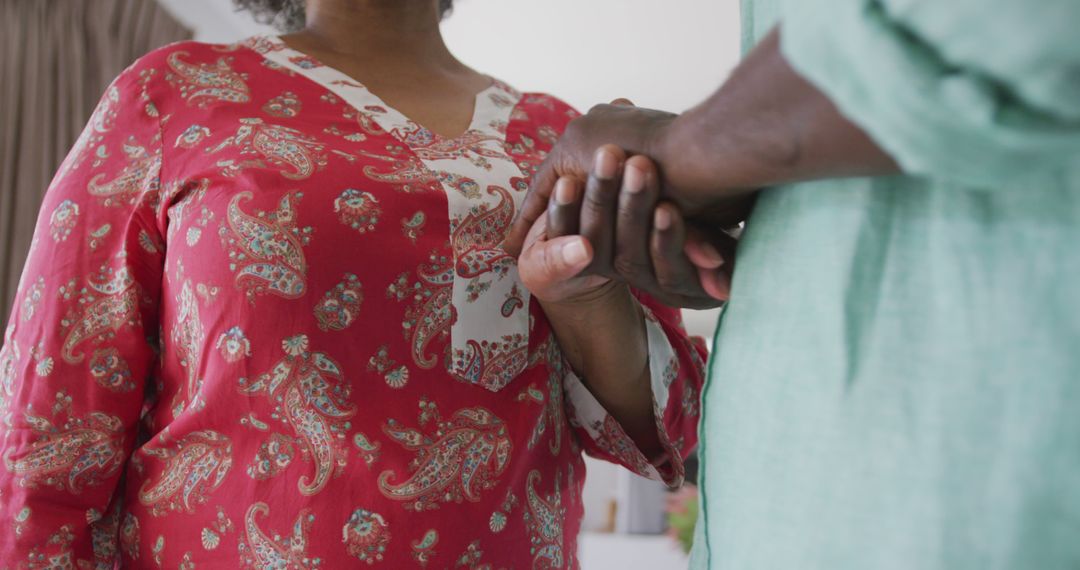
[
  {"left": 116, "top": 37, "right": 272, "bottom": 87},
  {"left": 506, "top": 89, "right": 582, "bottom": 134}
]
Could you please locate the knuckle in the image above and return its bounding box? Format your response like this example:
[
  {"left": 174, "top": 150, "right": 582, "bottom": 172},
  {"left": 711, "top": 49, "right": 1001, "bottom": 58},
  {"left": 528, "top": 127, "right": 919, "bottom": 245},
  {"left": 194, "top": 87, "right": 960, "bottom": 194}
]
[
  {"left": 613, "top": 254, "right": 650, "bottom": 280},
  {"left": 655, "top": 271, "right": 687, "bottom": 292}
]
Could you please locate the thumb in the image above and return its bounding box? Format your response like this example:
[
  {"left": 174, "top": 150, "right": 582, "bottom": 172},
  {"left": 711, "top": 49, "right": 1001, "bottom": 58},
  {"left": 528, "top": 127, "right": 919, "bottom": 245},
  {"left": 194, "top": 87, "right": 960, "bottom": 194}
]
[{"left": 526, "top": 235, "right": 594, "bottom": 285}]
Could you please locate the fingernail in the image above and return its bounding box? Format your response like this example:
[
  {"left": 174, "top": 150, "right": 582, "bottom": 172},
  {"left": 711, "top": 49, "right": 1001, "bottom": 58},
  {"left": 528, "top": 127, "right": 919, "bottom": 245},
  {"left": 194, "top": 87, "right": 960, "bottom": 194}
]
[
  {"left": 554, "top": 178, "right": 576, "bottom": 205},
  {"left": 699, "top": 242, "right": 725, "bottom": 266},
  {"left": 594, "top": 148, "right": 618, "bottom": 180},
  {"left": 563, "top": 239, "right": 590, "bottom": 266},
  {"left": 654, "top": 208, "right": 672, "bottom": 231},
  {"left": 623, "top": 164, "right": 645, "bottom": 194}
]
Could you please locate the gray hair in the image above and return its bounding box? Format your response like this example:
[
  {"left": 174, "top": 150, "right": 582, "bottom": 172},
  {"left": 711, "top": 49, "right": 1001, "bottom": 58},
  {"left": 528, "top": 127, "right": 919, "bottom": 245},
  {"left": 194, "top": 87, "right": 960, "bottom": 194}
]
[{"left": 234, "top": 0, "right": 455, "bottom": 32}]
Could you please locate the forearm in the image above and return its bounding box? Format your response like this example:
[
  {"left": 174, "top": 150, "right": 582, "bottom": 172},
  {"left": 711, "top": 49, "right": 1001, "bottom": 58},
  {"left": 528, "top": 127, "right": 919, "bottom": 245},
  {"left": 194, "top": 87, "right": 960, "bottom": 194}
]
[
  {"left": 654, "top": 27, "right": 899, "bottom": 202},
  {"left": 540, "top": 283, "right": 663, "bottom": 457}
]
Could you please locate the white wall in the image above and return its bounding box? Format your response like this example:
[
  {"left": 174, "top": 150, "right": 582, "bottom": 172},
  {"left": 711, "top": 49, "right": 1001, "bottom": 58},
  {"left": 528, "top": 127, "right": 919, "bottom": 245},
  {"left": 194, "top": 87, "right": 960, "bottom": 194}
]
[{"left": 159, "top": 0, "right": 739, "bottom": 337}]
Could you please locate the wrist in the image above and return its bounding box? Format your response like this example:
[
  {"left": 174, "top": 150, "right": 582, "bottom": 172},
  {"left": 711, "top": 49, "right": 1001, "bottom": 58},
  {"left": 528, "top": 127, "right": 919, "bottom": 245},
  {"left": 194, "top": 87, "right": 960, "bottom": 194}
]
[{"left": 539, "top": 281, "right": 634, "bottom": 321}]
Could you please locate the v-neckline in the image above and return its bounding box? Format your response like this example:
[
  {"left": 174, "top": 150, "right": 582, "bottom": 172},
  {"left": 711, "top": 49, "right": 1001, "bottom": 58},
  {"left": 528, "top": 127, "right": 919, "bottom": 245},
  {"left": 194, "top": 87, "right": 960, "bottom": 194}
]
[{"left": 245, "top": 35, "right": 512, "bottom": 145}]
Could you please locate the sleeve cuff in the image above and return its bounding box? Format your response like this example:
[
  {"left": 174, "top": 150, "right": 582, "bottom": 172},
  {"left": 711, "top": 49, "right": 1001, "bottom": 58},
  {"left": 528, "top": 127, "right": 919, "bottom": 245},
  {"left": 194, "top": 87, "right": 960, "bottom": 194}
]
[{"left": 562, "top": 305, "right": 686, "bottom": 487}]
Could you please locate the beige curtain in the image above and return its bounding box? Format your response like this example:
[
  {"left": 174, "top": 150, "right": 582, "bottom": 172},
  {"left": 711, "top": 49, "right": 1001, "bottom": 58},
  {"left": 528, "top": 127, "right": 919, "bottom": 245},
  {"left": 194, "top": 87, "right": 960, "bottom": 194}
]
[{"left": 0, "top": 0, "right": 191, "bottom": 324}]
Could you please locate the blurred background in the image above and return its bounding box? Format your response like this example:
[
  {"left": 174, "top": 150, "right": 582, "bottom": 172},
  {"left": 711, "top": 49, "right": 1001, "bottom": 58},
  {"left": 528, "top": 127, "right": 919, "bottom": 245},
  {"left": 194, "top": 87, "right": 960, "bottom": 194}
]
[{"left": 0, "top": 0, "right": 741, "bottom": 567}]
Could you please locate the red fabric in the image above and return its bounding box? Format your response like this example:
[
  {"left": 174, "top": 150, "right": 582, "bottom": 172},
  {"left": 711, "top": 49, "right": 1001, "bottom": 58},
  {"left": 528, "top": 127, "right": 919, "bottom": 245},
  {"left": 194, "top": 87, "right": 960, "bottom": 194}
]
[{"left": 0, "top": 39, "right": 705, "bottom": 569}]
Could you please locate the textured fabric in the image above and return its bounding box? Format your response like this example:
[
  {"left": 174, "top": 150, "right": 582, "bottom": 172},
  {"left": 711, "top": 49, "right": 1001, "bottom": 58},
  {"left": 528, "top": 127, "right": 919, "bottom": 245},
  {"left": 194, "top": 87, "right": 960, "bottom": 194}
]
[
  {"left": 691, "top": 0, "right": 1080, "bottom": 568},
  {"left": 0, "top": 37, "right": 706, "bottom": 568},
  {"left": 0, "top": 0, "right": 191, "bottom": 327}
]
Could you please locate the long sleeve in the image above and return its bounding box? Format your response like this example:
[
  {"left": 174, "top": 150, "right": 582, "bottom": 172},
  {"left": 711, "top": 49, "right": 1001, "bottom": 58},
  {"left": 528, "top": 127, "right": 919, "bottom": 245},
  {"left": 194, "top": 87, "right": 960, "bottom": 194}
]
[
  {"left": 780, "top": 0, "right": 1080, "bottom": 188},
  {"left": 0, "top": 60, "right": 166, "bottom": 566},
  {"left": 562, "top": 294, "right": 707, "bottom": 487}
]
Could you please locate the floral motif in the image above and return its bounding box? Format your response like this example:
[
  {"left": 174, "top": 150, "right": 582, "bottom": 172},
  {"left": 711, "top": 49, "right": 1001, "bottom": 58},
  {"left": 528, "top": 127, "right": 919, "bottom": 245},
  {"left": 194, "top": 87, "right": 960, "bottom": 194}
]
[
  {"left": 49, "top": 199, "right": 80, "bottom": 242},
  {"left": 216, "top": 326, "right": 252, "bottom": 362},
  {"left": 367, "top": 345, "right": 409, "bottom": 389},
  {"left": 264, "top": 91, "right": 303, "bottom": 117},
  {"left": 240, "top": 334, "right": 356, "bottom": 495},
  {"left": 314, "top": 274, "right": 364, "bottom": 332},
  {"left": 137, "top": 430, "right": 233, "bottom": 515},
  {"left": 248, "top": 432, "right": 296, "bottom": 481},
  {"left": 342, "top": 508, "right": 391, "bottom": 564},
  {"left": 334, "top": 188, "right": 381, "bottom": 234},
  {"left": 120, "top": 512, "right": 141, "bottom": 560},
  {"left": 379, "top": 402, "right": 511, "bottom": 510},
  {"left": 220, "top": 191, "right": 311, "bottom": 301},
  {"left": 89, "top": 347, "right": 135, "bottom": 392},
  {"left": 21, "top": 277, "right": 45, "bottom": 321}
]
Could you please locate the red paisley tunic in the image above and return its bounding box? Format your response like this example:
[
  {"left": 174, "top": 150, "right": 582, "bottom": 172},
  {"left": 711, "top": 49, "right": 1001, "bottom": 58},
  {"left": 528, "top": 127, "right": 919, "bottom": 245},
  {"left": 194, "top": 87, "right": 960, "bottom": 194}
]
[{"left": 0, "top": 37, "right": 705, "bottom": 569}]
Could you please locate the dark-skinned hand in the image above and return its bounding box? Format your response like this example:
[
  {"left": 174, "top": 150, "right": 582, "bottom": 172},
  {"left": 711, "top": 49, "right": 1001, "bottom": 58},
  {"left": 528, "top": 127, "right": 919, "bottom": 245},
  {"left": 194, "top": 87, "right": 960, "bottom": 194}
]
[
  {"left": 503, "top": 100, "right": 756, "bottom": 258},
  {"left": 521, "top": 144, "right": 737, "bottom": 309}
]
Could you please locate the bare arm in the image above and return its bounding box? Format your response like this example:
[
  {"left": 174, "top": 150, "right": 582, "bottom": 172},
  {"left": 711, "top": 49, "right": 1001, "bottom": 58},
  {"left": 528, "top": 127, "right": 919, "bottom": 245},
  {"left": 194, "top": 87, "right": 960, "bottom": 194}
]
[{"left": 505, "top": 26, "right": 900, "bottom": 258}]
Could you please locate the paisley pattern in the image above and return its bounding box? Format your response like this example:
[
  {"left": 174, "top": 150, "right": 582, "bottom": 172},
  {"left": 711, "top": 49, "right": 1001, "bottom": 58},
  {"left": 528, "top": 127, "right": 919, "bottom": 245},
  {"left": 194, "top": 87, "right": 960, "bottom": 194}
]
[
  {"left": 86, "top": 139, "right": 162, "bottom": 207},
  {"left": 220, "top": 191, "right": 310, "bottom": 301},
  {"left": 208, "top": 118, "right": 328, "bottom": 180},
  {"left": 523, "top": 470, "right": 566, "bottom": 570},
  {"left": 240, "top": 335, "right": 356, "bottom": 495},
  {"left": 138, "top": 430, "right": 233, "bottom": 515},
  {"left": 391, "top": 251, "right": 455, "bottom": 370},
  {"left": 0, "top": 325, "right": 19, "bottom": 415},
  {"left": 58, "top": 84, "right": 119, "bottom": 179},
  {"left": 0, "top": 37, "right": 706, "bottom": 567},
  {"left": 171, "top": 280, "right": 206, "bottom": 414},
  {"left": 59, "top": 266, "right": 142, "bottom": 364},
  {"left": 411, "top": 529, "right": 438, "bottom": 566},
  {"left": 2, "top": 411, "right": 125, "bottom": 492},
  {"left": 167, "top": 51, "right": 251, "bottom": 107},
  {"left": 379, "top": 402, "right": 511, "bottom": 510},
  {"left": 238, "top": 503, "right": 320, "bottom": 569}
]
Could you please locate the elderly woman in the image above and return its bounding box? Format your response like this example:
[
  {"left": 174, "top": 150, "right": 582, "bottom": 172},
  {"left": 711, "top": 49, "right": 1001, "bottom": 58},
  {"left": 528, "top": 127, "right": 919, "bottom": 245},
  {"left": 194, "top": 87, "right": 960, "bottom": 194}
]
[{"left": 0, "top": 0, "right": 706, "bottom": 567}]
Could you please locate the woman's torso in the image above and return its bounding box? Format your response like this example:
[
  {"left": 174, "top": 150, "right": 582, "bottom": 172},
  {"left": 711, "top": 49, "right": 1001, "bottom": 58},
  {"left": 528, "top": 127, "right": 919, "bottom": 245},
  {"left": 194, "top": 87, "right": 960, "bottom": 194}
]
[{"left": 101, "top": 37, "right": 585, "bottom": 568}]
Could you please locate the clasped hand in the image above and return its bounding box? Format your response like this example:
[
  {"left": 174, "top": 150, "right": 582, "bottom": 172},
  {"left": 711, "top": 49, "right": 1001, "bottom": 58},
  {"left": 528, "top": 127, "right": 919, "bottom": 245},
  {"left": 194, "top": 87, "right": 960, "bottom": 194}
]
[{"left": 509, "top": 101, "right": 750, "bottom": 310}]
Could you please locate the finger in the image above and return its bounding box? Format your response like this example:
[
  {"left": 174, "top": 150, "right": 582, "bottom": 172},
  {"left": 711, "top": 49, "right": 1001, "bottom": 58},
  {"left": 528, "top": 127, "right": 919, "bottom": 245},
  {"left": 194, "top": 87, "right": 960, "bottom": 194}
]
[
  {"left": 650, "top": 204, "right": 717, "bottom": 305},
  {"left": 612, "top": 155, "right": 660, "bottom": 288},
  {"left": 579, "top": 145, "right": 626, "bottom": 276},
  {"left": 684, "top": 224, "right": 738, "bottom": 271},
  {"left": 546, "top": 177, "right": 583, "bottom": 238},
  {"left": 610, "top": 98, "right": 635, "bottom": 107},
  {"left": 522, "top": 211, "right": 550, "bottom": 253},
  {"left": 698, "top": 265, "right": 731, "bottom": 301},
  {"left": 527, "top": 235, "right": 594, "bottom": 285},
  {"left": 504, "top": 156, "right": 559, "bottom": 257}
]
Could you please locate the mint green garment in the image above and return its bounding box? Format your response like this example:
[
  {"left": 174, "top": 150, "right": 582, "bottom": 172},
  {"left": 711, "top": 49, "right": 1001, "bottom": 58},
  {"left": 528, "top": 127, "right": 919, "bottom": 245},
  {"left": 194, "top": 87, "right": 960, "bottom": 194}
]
[{"left": 690, "top": 0, "right": 1080, "bottom": 568}]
